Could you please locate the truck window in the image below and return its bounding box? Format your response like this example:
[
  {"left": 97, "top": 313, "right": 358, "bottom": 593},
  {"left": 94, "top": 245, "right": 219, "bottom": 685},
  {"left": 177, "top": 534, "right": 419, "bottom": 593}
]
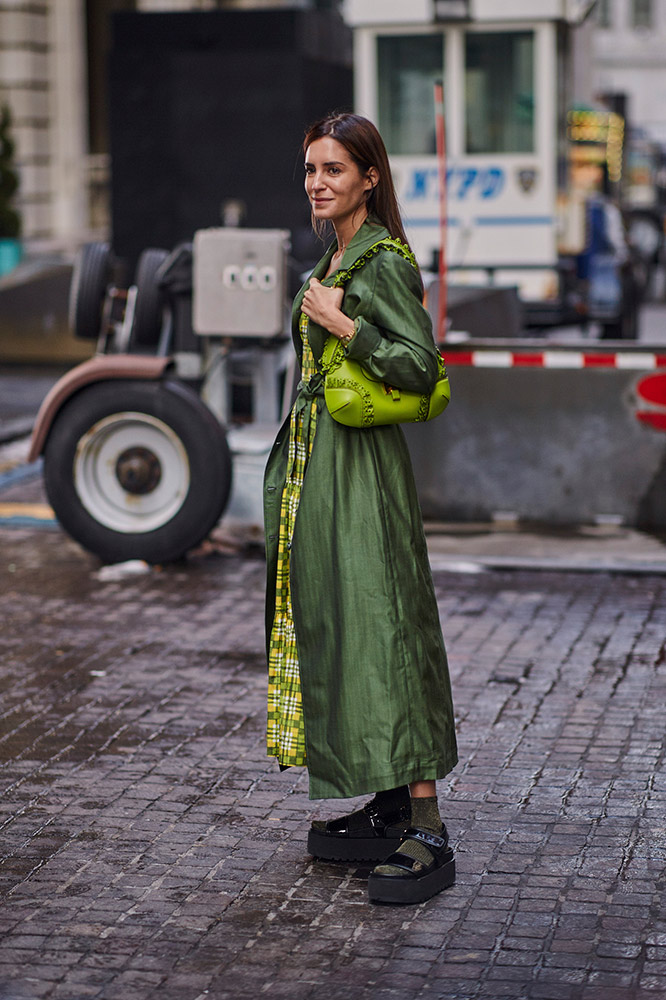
[
  {"left": 377, "top": 34, "right": 444, "bottom": 155},
  {"left": 465, "top": 31, "right": 534, "bottom": 154}
]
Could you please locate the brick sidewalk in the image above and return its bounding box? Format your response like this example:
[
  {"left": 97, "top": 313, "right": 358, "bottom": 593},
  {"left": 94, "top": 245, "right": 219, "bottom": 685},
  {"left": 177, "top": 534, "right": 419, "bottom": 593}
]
[{"left": 1, "top": 528, "right": 665, "bottom": 1000}]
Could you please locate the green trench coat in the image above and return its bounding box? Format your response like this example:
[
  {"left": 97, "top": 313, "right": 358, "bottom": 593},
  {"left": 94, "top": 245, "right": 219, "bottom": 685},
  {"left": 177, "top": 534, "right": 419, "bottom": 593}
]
[{"left": 264, "top": 219, "right": 458, "bottom": 800}]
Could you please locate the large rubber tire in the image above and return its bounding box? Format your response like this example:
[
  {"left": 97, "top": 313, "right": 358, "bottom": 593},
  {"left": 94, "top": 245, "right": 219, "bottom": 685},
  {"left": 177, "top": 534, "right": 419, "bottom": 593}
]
[
  {"left": 68, "top": 242, "right": 112, "bottom": 340},
  {"left": 43, "top": 380, "right": 232, "bottom": 564},
  {"left": 128, "top": 248, "right": 169, "bottom": 349}
]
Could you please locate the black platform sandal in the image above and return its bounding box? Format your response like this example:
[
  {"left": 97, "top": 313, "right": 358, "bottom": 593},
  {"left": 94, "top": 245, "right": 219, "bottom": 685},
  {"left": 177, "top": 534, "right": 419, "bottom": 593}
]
[
  {"left": 307, "top": 797, "right": 411, "bottom": 862},
  {"left": 367, "top": 826, "right": 456, "bottom": 904}
]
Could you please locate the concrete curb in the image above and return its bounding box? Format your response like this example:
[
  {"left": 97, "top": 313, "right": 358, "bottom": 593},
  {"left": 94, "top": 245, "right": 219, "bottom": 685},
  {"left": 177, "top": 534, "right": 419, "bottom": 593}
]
[
  {"left": 426, "top": 523, "right": 666, "bottom": 576},
  {"left": 428, "top": 552, "right": 666, "bottom": 575}
]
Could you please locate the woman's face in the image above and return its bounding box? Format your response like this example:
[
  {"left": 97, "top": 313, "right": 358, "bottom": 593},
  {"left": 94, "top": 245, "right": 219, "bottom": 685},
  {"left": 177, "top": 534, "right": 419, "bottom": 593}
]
[{"left": 304, "top": 136, "right": 375, "bottom": 232}]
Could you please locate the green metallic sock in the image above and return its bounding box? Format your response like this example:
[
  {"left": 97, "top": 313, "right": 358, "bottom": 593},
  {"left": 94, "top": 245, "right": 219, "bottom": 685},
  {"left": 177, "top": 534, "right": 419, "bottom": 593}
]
[{"left": 373, "top": 796, "right": 442, "bottom": 876}]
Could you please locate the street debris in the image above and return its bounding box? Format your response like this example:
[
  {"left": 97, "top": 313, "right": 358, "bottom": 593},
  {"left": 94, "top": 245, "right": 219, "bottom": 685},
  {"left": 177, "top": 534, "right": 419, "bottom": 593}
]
[{"left": 94, "top": 559, "right": 152, "bottom": 581}]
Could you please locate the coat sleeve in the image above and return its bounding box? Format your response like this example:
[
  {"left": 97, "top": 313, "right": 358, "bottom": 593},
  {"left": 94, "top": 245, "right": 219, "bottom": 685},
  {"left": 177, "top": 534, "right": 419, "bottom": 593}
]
[{"left": 342, "top": 251, "right": 439, "bottom": 394}]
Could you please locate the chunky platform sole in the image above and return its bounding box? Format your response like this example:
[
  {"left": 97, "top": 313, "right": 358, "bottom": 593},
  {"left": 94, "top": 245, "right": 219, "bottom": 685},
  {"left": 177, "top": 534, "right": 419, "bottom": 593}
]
[
  {"left": 307, "top": 827, "right": 405, "bottom": 863},
  {"left": 367, "top": 849, "right": 456, "bottom": 905}
]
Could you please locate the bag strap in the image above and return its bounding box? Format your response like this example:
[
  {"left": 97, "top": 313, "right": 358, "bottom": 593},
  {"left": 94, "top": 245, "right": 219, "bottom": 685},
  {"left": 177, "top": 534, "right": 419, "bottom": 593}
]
[
  {"left": 320, "top": 238, "right": 419, "bottom": 375},
  {"left": 331, "top": 237, "right": 418, "bottom": 288}
]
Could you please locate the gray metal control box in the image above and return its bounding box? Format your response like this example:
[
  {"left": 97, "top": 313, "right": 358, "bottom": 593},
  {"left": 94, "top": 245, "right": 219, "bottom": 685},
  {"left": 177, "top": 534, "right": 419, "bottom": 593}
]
[{"left": 192, "top": 228, "right": 290, "bottom": 337}]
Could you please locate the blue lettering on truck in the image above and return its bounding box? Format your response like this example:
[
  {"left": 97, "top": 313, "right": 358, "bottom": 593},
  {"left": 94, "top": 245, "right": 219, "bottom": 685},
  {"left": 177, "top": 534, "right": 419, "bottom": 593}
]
[{"left": 405, "top": 166, "right": 505, "bottom": 201}]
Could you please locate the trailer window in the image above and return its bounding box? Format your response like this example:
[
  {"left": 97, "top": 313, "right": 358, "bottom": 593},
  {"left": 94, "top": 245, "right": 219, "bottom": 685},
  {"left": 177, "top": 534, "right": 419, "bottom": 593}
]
[
  {"left": 377, "top": 34, "right": 444, "bottom": 155},
  {"left": 465, "top": 31, "right": 534, "bottom": 154}
]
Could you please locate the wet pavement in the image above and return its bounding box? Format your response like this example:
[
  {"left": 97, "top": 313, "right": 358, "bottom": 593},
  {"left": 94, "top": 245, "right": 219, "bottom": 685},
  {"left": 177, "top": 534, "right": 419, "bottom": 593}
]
[
  {"left": 2, "top": 454, "right": 666, "bottom": 999},
  {"left": 0, "top": 367, "right": 64, "bottom": 445}
]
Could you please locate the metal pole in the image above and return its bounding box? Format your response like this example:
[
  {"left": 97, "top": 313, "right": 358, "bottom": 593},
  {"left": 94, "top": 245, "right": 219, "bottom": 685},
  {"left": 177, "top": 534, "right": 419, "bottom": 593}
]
[{"left": 434, "top": 80, "right": 447, "bottom": 344}]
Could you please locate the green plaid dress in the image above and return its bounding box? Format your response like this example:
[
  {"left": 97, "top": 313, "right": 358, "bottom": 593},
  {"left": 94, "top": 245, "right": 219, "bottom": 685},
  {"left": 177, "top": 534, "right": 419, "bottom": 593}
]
[{"left": 266, "top": 314, "right": 318, "bottom": 767}]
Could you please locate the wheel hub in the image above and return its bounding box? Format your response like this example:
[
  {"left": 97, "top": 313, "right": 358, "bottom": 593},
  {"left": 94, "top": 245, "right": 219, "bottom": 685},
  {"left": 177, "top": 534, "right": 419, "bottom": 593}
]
[
  {"left": 73, "top": 410, "right": 191, "bottom": 533},
  {"left": 115, "top": 446, "right": 162, "bottom": 495}
]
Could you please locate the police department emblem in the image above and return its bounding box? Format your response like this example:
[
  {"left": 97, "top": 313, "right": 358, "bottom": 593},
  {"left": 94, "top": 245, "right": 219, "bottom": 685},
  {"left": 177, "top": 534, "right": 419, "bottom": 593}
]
[{"left": 517, "top": 168, "right": 537, "bottom": 193}]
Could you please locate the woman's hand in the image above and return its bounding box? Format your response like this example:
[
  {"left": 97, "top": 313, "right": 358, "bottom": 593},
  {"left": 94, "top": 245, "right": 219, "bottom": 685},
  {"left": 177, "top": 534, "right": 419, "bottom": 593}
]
[
  {"left": 301, "top": 278, "right": 345, "bottom": 330},
  {"left": 301, "top": 278, "right": 357, "bottom": 344},
  {"left": 302, "top": 279, "right": 356, "bottom": 342}
]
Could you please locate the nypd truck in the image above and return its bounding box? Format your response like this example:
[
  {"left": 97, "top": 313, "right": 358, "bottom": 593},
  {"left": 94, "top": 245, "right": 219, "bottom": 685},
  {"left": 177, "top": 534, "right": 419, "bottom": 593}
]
[{"left": 345, "top": 0, "right": 636, "bottom": 335}]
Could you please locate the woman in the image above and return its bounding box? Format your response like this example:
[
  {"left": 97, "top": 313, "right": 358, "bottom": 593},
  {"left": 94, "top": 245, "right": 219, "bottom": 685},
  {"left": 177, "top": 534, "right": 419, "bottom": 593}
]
[{"left": 263, "top": 112, "right": 458, "bottom": 905}]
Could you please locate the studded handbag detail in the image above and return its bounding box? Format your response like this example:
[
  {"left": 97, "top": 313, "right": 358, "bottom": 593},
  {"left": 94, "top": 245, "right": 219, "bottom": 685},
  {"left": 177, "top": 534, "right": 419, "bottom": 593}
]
[{"left": 318, "top": 238, "right": 450, "bottom": 428}]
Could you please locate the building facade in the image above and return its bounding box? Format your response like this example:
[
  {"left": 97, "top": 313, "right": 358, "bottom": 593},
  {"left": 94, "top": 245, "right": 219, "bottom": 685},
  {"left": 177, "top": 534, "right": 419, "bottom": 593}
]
[
  {"left": 592, "top": 0, "right": 666, "bottom": 143},
  {"left": 0, "top": 0, "right": 323, "bottom": 254},
  {"left": 2, "top": 0, "right": 663, "bottom": 255},
  {"left": 0, "top": 2, "right": 89, "bottom": 250}
]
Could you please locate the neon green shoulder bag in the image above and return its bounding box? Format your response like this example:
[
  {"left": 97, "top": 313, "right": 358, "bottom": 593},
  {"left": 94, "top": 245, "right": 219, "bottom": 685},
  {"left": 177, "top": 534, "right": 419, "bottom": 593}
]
[{"left": 319, "top": 238, "right": 450, "bottom": 428}]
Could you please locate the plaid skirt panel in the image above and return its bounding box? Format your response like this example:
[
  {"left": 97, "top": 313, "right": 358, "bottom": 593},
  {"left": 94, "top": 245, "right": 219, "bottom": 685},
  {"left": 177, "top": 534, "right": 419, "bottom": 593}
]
[{"left": 266, "top": 316, "right": 318, "bottom": 767}]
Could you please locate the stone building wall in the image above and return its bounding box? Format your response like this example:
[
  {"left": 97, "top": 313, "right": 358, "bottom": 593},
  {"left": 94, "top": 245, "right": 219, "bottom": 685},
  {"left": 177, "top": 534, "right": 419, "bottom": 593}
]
[
  {"left": 0, "top": 4, "right": 52, "bottom": 242},
  {"left": 0, "top": 0, "right": 309, "bottom": 251},
  {"left": 0, "top": 1, "right": 88, "bottom": 250}
]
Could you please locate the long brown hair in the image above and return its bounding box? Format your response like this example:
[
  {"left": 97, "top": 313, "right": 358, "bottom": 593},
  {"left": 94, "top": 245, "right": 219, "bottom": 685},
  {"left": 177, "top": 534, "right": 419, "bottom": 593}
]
[{"left": 302, "top": 111, "right": 410, "bottom": 248}]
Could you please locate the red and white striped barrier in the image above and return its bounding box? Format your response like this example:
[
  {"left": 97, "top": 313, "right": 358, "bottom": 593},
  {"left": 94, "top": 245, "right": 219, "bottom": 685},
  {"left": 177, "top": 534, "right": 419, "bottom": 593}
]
[
  {"left": 442, "top": 349, "right": 666, "bottom": 370},
  {"left": 441, "top": 347, "right": 666, "bottom": 432}
]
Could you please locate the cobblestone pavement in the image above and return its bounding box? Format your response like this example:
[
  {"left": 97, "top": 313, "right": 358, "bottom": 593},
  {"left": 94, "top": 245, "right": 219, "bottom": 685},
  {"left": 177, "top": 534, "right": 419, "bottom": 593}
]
[{"left": 2, "top": 524, "right": 666, "bottom": 1000}]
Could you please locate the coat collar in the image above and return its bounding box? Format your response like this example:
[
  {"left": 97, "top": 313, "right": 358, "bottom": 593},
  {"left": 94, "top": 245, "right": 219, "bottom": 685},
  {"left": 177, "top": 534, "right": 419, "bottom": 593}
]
[
  {"left": 332, "top": 217, "right": 390, "bottom": 278},
  {"left": 292, "top": 218, "right": 391, "bottom": 363},
  {"left": 306, "top": 217, "right": 391, "bottom": 288}
]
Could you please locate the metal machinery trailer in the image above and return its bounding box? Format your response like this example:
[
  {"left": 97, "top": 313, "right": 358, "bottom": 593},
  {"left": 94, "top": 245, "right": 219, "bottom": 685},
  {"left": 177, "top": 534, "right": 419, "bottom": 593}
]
[
  {"left": 346, "top": 0, "right": 639, "bottom": 336},
  {"left": 29, "top": 231, "right": 292, "bottom": 564}
]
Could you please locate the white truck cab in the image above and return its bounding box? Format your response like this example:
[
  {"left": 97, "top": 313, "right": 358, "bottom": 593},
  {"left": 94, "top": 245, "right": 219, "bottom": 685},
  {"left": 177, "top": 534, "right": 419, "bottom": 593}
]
[{"left": 345, "top": 0, "right": 598, "bottom": 324}]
